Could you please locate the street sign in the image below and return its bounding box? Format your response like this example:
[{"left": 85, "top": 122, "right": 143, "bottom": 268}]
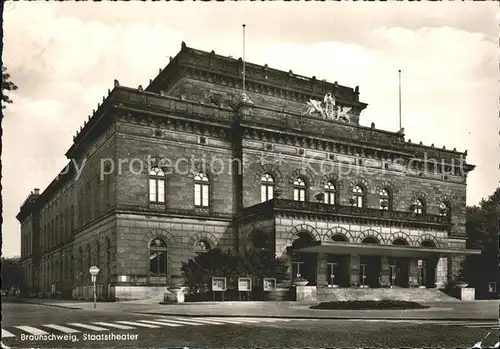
[{"left": 89, "top": 266, "right": 100, "bottom": 276}]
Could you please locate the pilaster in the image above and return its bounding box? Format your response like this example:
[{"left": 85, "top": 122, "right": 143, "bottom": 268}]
[
  {"left": 380, "top": 256, "right": 390, "bottom": 287},
  {"left": 316, "top": 253, "right": 328, "bottom": 287},
  {"left": 436, "top": 257, "right": 447, "bottom": 289},
  {"left": 408, "top": 259, "right": 418, "bottom": 287},
  {"left": 349, "top": 254, "right": 360, "bottom": 287}
]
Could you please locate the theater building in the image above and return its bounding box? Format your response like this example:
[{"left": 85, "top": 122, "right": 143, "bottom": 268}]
[{"left": 17, "top": 42, "right": 480, "bottom": 300}]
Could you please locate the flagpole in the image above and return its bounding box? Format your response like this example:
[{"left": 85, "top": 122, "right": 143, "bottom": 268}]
[
  {"left": 398, "top": 69, "right": 402, "bottom": 131},
  {"left": 242, "top": 24, "right": 246, "bottom": 93}
]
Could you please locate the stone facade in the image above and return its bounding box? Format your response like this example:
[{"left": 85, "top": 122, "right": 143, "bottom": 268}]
[{"left": 17, "top": 43, "right": 476, "bottom": 300}]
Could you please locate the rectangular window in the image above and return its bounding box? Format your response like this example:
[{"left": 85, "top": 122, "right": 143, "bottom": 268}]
[
  {"left": 149, "top": 178, "right": 157, "bottom": 202},
  {"left": 202, "top": 184, "right": 209, "bottom": 207},
  {"left": 261, "top": 185, "right": 273, "bottom": 202},
  {"left": 356, "top": 196, "right": 363, "bottom": 208},
  {"left": 194, "top": 183, "right": 201, "bottom": 206},
  {"left": 157, "top": 180, "right": 165, "bottom": 203},
  {"left": 194, "top": 183, "right": 209, "bottom": 207},
  {"left": 294, "top": 189, "right": 305, "bottom": 202}
]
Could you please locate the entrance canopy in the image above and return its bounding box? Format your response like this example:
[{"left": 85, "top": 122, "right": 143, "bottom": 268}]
[{"left": 287, "top": 241, "right": 481, "bottom": 258}]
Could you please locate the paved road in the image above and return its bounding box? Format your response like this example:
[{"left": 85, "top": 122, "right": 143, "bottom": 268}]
[{"left": 2, "top": 303, "right": 498, "bottom": 348}]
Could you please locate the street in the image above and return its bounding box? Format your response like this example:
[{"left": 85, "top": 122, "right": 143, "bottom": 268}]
[{"left": 1, "top": 302, "right": 498, "bottom": 348}]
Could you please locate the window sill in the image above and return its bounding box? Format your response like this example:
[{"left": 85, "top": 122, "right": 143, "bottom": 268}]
[{"left": 148, "top": 203, "right": 167, "bottom": 211}]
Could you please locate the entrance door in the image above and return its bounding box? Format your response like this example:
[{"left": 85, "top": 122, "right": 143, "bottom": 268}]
[
  {"left": 291, "top": 253, "right": 317, "bottom": 285},
  {"left": 360, "top": 256, "right": 381, "bottom": 288},
  {"left": 327, "top": 255, "right": 349, "bottom": 287},
  {"left": 290, "top": 232, "right": 317, "bottom": 285},
  {"left": 424, "top": 258, "right": 437, "bottom": 288},
  {"left": 391, "top": 258, "right": 409, "bottom": 287}
]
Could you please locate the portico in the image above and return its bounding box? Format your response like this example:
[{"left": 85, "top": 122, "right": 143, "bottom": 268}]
[{"left": 287, "top": 239, "right": 481, "bottom": 289}]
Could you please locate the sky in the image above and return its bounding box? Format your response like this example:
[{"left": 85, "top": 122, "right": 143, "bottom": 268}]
[{"left": 2, "top": 2, "right": 499, "bottom": 257}]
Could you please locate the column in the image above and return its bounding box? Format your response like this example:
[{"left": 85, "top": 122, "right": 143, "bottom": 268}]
[
  {"left": 280, "top": 252, "right": 293, "bottom": 286},
  {"left": 316, "top": 253, "right": 328, "bottom": 287},
  {"left": 408, "top": 259, "right": 418, "bottom": 287},
  {"left": 447, "top": 256, "right": 465, "bottom": 282},
  {"left": 380, "top": 256, "right": 390, "bottom": 287},
  {"left": 435, "top": 257, "right": 447, "bottom": 289},
  {"left": 349, "top": 254, "right": 360, "bottom": 287}
]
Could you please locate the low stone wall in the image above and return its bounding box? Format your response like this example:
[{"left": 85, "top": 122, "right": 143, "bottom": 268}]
[
  {"left": 72, "top": 285, "right": 105, "bottom": 300},
  {"left": 295, "top": 286, "right": 317, "bottom": 302},
  {"left": 110, "top": 285, "right": 169, "bottom": 301},
  {"left": 316, "top": 287, "right": 460, "bottom": 302}
]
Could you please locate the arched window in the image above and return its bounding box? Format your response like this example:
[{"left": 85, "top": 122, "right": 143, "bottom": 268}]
[
  {"left": 392, "top": 238, "right": 408, "bottom": 246},
  {"left": 352, "top": 185, "right": 364, "bottom": 208},
  {"left": 324, "top": 181, "right": 336, "bottom": 205},
  {"left": 379, "top": 188, "right": 391, "bottom": 210},
  {"left": 421, "top": 240, "right": 435, "bottom": 248},
  {"left": 439, "top": 202, "right": 451, "bottom": 217},
  {"left": 362, "top": 237, "right": 379, "bottom": 244},
  {"left": 96, "top": 241, "right": 100, "bottom": 268},
  {"left": 86, "top": 244, "right": 91, "bottom": 280},
  {"left": 78, "top": 247, "right": 83, "bottom": 281},
  {"left": 331, "top": 234, "right": 348, "bottom": 242},
  {"left": 149, "top": 167, "right": 166, "bottom": 203},
  {"left": 194, "top": 173, "right": 210, "bottom": 207},
  {"left": 194, "top": 240, "right": 211, "bottom": 256},
  {"left": 149, "top": 238, "right": 168, "bottom": 275},
  {"left": 260, "top": 173, "right": 274, "bottom": 202},
  {"left": 105, "top": 238, "right": 111, "bottom": 273},
  {"left": 293, "top": 177, "right": 307, "bottom": 202},
  {"left": 413, "top": 199, "right": 425, "bottom": 215}
]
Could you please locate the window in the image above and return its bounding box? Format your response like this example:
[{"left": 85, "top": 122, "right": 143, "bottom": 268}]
[
  {"left": 194, "top": 240, "right": 211, "bottom": 256},
  {"left": 352, "top": 185, "right": 364, "bottom": 208},
  {"left": 79, "top": 247, "right": 83, "bottom": 280},
  {"left": 324, "top": 181, "right": 336, "bottom": 205},
  {"left": 293, "top": 177, "right": 306, "bottom": 201},
  {"left": 86, "top": 244, "right": 91, "bottom": 282},
  {"left": 194, "top": 172, "right": 210, "bottom": 207},
  {"left": 149, "top": 167, "right": 166, "bottom": 203},
  {"left": 413, "top": 199, "right": 425, "bottom": 215},
  {"left": 96, "top": 242, "right": 100, "bottom": 268},
  {"left": 379, "top": 188, "right": 390, "bottom": 210},
  {"left": 105, "top": 238, "right": 111, "bottom": 273},
  {"left": 439, "top": 202, "right": 451, "bottom": 217},
  {"left": 149, "top": 238, "right": 168, "bottom": 275},
  {"left": 260, "top": 173, "right": 274, "bottom": 202}
]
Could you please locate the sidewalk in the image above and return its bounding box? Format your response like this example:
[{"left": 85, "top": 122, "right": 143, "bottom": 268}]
[{"left": 7, "top": 298, "right": 499, "bottom": 321}]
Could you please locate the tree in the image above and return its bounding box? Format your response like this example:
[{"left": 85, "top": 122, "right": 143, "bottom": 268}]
[
  {"left": 2, "top": 66, "right": 18, "bottom": 110},
  {"left": 1, "top": 257, "right": 26, "bottom": 293},
  {"left": 1, "top": 67, "right": 18, "bottom": 279},
  {"left": 180, "top": 230, "right": 287, "bottom": 300},
  {"left": 461, "top": 187, "right": 500, "bottom": 299}
]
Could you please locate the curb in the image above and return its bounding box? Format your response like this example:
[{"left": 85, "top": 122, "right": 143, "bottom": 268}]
[
  {"left": 7, "top": 299, "right": 83, "bottom": 310},
  {"left": 132, "top": 312, "right": 497, "bottom": 322}
]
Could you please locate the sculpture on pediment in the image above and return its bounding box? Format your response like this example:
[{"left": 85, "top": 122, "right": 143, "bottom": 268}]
[{"left": 305, "top": 93, "right": 353, "bottom": 123}]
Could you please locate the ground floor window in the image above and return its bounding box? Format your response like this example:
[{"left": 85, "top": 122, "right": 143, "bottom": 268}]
[{"left": 149, "top": 238, "right": 168, "bottom": 275}]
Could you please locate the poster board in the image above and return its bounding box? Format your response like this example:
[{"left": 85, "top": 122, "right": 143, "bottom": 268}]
[
  {"left": 238, "top": 277, "right": 252, "bottom": 292},
  {"left": 263, "top": 278, "right": 276, "bottom": 292},
  {"left": 211, "top": 277, "right": 227, "bottom": 292},
  {"left": 488, "top": 281, "right": 497, "bottom": 293}
]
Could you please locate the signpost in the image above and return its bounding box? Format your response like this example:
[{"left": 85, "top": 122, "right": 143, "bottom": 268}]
[
  {"left": 238, "top": 277, "right": 252, "bottom": 301},
  {"left": 211, "top": 277, "right": 227, "bottom": 301},
  {"left": 89, "top": 266, "right": 100, "bottom": 308}
]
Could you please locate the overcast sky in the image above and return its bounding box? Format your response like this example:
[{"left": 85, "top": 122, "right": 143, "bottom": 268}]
[{"left": 2, "top": 2, "right": 499, "bottom": 257}]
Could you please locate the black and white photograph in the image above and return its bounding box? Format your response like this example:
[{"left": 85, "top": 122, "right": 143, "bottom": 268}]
[{"left": 1, "top": 2, "right": 499, "bottom": 348}]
